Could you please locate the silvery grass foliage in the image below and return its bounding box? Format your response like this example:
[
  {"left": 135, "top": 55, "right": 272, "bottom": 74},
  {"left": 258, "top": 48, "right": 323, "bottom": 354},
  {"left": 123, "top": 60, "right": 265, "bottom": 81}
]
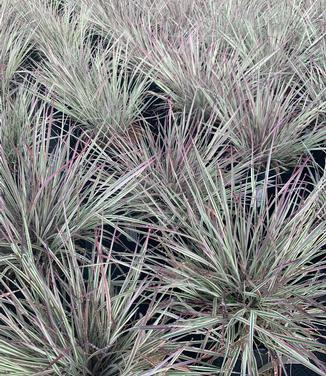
[
  {"left": 86, "top": 0, "right": 326, "bottom": 168},
  {"left": 140, "top": 155, "right": 326, "bottom": 375},
  {"left": 0, "top": 0, "right": 325, "bottom": 375},
  {"left": 0, "top": 86, "right": 152, "bottom": 255},
  {"left": 100, "top": 102, "right": 237, "bottom": 217},
  {"left": 21, "top": 0, "right": 151, "bottom": 137},
  {"left": 0, "top": 230, "right": 188, "bottom": 375},
  {"left": 0, "top": 0, "right": 34, "bottom": 98}
]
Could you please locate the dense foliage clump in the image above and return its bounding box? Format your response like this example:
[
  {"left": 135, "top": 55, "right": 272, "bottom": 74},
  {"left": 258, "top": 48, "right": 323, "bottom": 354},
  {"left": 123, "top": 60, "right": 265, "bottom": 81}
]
[{"left": 0, "top": 0, "right": 325, "bottom": 375}]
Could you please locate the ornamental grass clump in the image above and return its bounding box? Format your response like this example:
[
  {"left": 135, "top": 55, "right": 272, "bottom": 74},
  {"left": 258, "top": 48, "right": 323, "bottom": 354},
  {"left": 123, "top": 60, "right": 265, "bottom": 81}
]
[
  {"left": 141, "top": 156, "right": 326, "bottom": 375},
  {"left": 0, "top": 0, "right": 34, "bottom": 97},
  {"left": 0, "top": 0, "right": 325, "bottom": 375},
  {"left": 22, "top": 1, "right": 151, "bottom": 138},
  {"left": 85, "top": 0, "right": 325, "bottom": 169},
  {"left": 0, "top": 230, "right": 187, "bottom": 375},
  {"left": 0, "top": 85, "right": 151, "bottom": 255}
]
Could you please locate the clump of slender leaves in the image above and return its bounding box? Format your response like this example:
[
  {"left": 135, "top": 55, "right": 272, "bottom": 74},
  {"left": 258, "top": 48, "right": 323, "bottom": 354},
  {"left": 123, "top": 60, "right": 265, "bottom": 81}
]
[
  {"left": 0, "top": 0, "right": 325, "bottom": 375},
  {"left": 0, "top": 229, "right": 190, "bottom": 375},
  {"left": 140, "top": 155, "right": 326, "bottom": 375}
]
